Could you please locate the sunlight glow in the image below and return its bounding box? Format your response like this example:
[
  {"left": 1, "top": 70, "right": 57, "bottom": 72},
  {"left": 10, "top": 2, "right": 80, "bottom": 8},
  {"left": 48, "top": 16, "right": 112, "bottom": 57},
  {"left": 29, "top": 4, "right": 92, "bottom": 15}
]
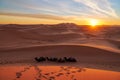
[{"left": 90, "top": 19, "right": 99, "bottom": 27}]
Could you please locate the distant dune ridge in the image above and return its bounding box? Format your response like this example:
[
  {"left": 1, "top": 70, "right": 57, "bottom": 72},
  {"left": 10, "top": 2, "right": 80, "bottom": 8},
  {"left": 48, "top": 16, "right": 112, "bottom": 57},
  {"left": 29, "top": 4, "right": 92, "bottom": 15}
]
[{"left": 0, "top": 23, "right": 120, "bottom": 71}]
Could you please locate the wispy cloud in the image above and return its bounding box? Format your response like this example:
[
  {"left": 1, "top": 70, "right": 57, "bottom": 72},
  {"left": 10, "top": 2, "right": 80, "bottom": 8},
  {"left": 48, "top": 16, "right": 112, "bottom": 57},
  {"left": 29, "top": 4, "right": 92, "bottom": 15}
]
[
  {"left": 16, "top": 0, "right": 118, "bottom": 19},
  {"left": 0, "top": 12, "right": 66, "bottom": 20},
  {"left": 0, "top": 0, "right": 119, "bottom": 21},
  {"left": 73, "top": 0, "right": 118, "bottom": 18}
]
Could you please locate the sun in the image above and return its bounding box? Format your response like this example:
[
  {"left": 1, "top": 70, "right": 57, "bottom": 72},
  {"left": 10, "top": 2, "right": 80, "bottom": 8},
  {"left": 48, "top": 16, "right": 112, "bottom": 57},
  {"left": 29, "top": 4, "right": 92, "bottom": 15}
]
[{"left": 89, "top": 19, "right": 99, "bottom": 27}]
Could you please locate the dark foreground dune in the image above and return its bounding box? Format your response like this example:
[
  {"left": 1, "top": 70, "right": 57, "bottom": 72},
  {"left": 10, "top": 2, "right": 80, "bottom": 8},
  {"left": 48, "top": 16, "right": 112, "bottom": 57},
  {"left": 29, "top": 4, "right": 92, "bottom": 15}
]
[{"left": 0, "top": 45, "right": 120, "bottom": 71}]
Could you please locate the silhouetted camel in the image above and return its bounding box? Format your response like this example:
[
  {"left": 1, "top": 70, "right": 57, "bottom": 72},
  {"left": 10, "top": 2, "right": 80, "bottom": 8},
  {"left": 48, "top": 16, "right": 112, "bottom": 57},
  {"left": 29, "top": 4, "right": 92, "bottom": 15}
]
[
  {"left": 34, "top": 57, "right": 41, "bottom": 62},
  {"left": 46, "top": 57, "right": 54, "bottom": 61},
  {"left": 35, "top": 57, "right": 77, "bottom": 63},
  {"left": 64, "top": 57, "right": 69, "bottom": 61},
  {"left": 34, "top": 57, "right": 46, "bottom": 62},
  {"left": 57, "top": 58, "right": 65, "bottom": 63},
  {"left": 64, "top": 57, "right": 77, "bottom": 62},
  {"left": 72, "top": 58, "right": 77, "bottom": 62},
  {"left": 40, "top": 57, "right": 46, "bottom": 61},
  {"left": 46, "top": 57, "right": 50, "bottom": 61},
  {"left": 52, "top": 58, "right": 58, "bottom": 62}
]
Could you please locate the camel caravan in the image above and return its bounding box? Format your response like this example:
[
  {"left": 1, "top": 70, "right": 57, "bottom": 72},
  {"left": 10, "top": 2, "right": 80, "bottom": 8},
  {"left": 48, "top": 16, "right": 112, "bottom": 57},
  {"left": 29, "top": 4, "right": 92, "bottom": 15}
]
[{"left": 34, "top": 57, "right": 77, "bottom": 63}]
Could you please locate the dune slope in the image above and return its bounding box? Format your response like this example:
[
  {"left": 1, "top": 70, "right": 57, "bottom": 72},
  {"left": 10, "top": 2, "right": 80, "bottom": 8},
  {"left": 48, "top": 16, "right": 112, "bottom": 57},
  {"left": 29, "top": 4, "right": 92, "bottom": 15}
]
[{"left": 0, "top": 45, "right": 120, "bottom": 71}]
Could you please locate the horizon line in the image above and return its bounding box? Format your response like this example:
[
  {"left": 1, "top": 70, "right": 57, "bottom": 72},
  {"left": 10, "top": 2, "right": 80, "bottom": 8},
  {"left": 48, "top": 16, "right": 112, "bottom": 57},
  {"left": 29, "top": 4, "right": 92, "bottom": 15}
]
[{"left": 0, "top": 23, "right": 120, "bottom": 26}]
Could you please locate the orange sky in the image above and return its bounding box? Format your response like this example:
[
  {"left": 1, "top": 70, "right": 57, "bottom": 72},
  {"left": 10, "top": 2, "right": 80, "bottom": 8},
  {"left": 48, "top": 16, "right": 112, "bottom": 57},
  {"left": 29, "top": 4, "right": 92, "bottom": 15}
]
[
  {"left": 0, "top": 15, "right": 120, "bottom": 25},
  {"left": 0, "top": 0, "right": 120, "bottom": 25}
]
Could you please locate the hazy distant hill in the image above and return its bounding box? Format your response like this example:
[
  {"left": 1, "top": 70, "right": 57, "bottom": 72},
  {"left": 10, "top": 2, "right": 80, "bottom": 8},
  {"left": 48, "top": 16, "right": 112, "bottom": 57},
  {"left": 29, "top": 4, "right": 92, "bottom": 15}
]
[{"left": 0, "top": 23, "right": 120, "bottom": 50}]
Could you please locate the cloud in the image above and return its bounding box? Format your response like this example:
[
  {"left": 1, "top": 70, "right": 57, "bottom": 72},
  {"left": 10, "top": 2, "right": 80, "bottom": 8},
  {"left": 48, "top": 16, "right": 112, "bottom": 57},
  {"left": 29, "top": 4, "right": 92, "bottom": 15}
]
[
  {"left": 0, "top": 12, "right": 66, "bottom": 20},
  {"left": 0, "top": 0, "right": 118, "bottom": 21},
  {"left": 73, "top": 0, "right": 118, "bottom": 18},
  {"left": 17, "top": 0, "right": 118, "bottom": 19}
]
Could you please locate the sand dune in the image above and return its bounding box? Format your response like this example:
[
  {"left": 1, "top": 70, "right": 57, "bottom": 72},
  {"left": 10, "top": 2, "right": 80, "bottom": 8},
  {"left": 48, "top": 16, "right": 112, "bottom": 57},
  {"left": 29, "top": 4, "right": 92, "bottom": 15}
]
[
  {"left": 0, "top": 45, "right": 120, "bottom": 71},
  {"left": 107, "top": 39, "right": 120, "bottom": 49},
  {"left": 0, "top": 24, "right": 82, "bottom": 48},
  {"left": 0, "top": 24, "right": 120, "bottom": 72},
  {"left": 0, "top": 24, "right": 120, "bottom": 52}
]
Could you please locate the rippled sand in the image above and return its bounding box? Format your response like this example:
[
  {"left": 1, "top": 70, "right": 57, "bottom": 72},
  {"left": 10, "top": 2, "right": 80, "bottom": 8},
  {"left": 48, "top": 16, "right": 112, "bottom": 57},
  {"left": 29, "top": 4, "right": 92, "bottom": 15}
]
[{"left": 0, "top": 65, "right": 120, "bottom": 80}]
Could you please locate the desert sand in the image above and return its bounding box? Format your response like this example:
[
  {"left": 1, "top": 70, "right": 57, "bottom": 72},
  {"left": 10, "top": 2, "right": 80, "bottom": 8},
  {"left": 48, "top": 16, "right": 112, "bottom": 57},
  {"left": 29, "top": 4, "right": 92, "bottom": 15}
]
[{"left": 0, "top": 24, "right": 120, "bottom": 72}]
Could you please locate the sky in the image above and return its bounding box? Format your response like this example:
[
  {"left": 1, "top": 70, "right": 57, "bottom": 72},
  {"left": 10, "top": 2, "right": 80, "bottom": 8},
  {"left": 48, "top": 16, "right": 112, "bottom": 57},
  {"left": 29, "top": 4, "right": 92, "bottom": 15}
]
[{"left": 0, "top": 0, "right": 120, "bottom": 25}]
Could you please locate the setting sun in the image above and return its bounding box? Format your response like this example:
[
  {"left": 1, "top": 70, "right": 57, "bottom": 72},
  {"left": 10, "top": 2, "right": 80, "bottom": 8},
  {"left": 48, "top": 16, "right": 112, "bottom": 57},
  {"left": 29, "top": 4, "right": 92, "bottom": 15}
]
[{"left": 90, "top": 19, "right": 99, "bottom": 27}]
